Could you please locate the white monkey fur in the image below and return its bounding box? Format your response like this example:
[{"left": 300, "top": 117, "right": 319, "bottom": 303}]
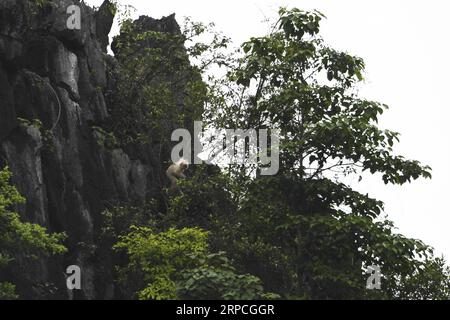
[{"left": 166, "top": 159, "right": 189, "bottom": 191}]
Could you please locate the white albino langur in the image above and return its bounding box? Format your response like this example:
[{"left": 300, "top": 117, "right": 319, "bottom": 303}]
[{"left": 166, "top": 158, "right": 189, "bottom": 192}]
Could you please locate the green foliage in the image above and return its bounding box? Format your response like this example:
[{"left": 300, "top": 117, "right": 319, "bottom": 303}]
[
  {"left": 164, "top": 170, "right": 449, "bottom": 299},
  {"left": 17, "top": 117, "right": 43, "bottom": 129},
  {"left": 0, "top": 282, "right": 18, "bottom": 300},
  {"left": 0, "top": 166, "right": 67, "bottom": 299},
  {"left": 389, "top": 257, "right": 450, "bottom": 300},
  {"left": 106, "top": 0, "right": 118, "bottom": 16},
  {"left": 106, "top": 17, "right": 208, "bottom": 151},
  {"left": 114, "top": 226, "right": 209, "bottom": 299},
  {"left": 178, "top": 252, "right": 280, "bottom": 300},
  {"left": 208, "top": 8, "right": 431, "bottom": 185},
  {"left": 164, "top": 164, "right": 238, "bottom": 230},
  {"left": 235, "top": 181, "right": 444, "bottom": 299},
  {"left": 102, "top": 7, "right": 447, "bottom": 300},
  {"left": 27, "top": 0, "right": 55, "bottom": 15},
  {"left": 17, "top": 118, "right": 55, "bottom": 152},
  {"left": 169, "top": 8, "right": 446, "bottom": 299},
  {"left": 30, "top": 0, "right": 51, "bottom": 8},
  {"left": 113, "top": 226, "right": 277, "bottom": 300},
  {"left": 92, "top": 126, "right": 118, "bottom": 149}
]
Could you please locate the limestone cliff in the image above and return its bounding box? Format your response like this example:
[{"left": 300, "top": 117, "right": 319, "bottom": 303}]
[{"left": 0, "top": 0, "right": 193, "bottom": 299}]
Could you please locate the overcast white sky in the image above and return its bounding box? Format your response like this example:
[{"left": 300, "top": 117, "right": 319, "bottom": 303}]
[{"left": 86, "top": 0, "right": 450, "bottom": 260}]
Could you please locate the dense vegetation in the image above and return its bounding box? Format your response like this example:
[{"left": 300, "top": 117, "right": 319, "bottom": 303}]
[
  {"left": 1, "top": 3, "right": 448, "bottom": 299},
  {"left": 102, "top": 7, "right": 449, "bottom": 299},
  {"left": 0, "top": 167, "right": 66, "bottom": 299}
]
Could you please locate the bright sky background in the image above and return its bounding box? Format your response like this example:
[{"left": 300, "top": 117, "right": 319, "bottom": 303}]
[{"left": 86, "top": 0, "right": 450, "bottom": 260}]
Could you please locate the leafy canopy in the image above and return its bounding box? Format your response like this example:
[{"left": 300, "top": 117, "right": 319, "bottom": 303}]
[
  {"left": 0, "top": 167, "right": 66, "bottom": 299},
  {"left": 103, "top": 5, "right": 448, "bottom": 300},
  {"left": 113, "top": 226, "right": 277, "bottom": 300}
]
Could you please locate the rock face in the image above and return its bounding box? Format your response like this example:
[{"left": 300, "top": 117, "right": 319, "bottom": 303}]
[{"left": 0, "top": 0, "right": 189, "bottom": 299}]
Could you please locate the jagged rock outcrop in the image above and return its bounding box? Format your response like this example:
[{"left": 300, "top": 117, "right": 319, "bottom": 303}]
[
  {"left": 95, "top": 0, "right": 115, "bottom": 53},
  {"left": 0, "top": 0, "right": 191, "bottom": 299}
]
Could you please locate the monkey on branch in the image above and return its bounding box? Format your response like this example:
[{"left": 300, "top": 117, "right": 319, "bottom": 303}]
[{"left": 166, "top": 159, "right": 189, "bottom": 192}]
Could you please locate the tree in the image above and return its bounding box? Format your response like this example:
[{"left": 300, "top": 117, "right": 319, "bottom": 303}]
[
  {"left": 113, "top": 226, "right": 277, "bottom": 300},
  {"left": 104, "top": 6, "right": 449, "bottom": 300},
  {"left": 190, "top": 8, "right": 447, "bottom": 299},
  {"left": 0, "top": 166, "right": 66, "bottom": 299}
]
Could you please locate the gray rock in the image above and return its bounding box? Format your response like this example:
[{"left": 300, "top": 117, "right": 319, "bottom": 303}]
[{"left": 0, "top": 0, "right": 199, "bottom": 300}]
